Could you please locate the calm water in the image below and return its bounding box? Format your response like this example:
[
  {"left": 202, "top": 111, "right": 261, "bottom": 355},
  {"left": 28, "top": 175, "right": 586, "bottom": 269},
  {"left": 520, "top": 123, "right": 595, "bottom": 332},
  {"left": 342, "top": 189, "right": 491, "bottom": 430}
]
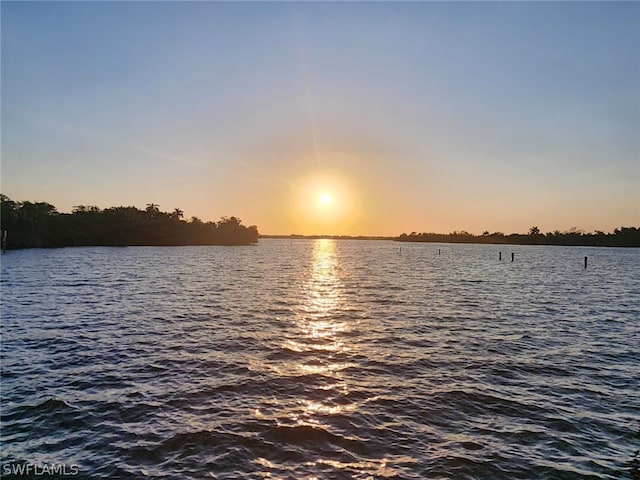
[{"left": 1, "top": 240, "right": 639, "bottom": 479}]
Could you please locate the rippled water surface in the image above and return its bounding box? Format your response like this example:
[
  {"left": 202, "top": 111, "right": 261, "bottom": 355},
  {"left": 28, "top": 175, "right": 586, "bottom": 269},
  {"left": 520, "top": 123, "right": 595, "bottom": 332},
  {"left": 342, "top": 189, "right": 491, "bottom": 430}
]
[{"left": 2, "top": 240, "right": 639, "bottom": 479}]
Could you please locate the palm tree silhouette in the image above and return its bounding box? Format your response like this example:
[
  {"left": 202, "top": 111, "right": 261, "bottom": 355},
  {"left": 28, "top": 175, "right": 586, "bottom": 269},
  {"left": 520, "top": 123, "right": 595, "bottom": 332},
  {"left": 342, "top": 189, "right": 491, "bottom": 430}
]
[
  {"left": 170, "top": 208, "right": 184, "bottom": 221},
  {"left": 145, "top": 203, "right": 159, "bottom": 219}
]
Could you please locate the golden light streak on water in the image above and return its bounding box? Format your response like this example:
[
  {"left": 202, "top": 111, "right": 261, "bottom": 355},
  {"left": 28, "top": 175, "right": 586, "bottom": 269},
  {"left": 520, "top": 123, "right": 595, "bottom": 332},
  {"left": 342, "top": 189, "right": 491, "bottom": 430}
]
[{"left": 281, "top": 239, "right": 365, "bottom": 475}]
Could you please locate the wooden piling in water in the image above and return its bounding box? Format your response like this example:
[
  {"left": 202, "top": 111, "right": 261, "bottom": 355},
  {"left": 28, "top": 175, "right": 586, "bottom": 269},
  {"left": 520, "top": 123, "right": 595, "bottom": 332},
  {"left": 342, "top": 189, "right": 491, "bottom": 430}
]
[
  {"left": 511, "top": 252, "right": 514, "bottom": 262},
  {"left": 584, "top": 256, "right": 588, "bottom": 269},
  {"left": 1, "top": 230, "right": 6, "bottom": 253},
  {"left": 499, "top": 251, "right": 502, "bottom": 261},
  {"left": 438, "top": 248, "right": 441, "bottom": 255}
]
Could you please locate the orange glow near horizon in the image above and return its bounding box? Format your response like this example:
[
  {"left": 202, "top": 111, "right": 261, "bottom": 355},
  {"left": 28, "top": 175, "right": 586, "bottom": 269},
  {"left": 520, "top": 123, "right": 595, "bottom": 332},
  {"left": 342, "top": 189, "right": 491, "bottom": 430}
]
[{"left": 291, "top": 172, "right": 359, "bottom": 234}]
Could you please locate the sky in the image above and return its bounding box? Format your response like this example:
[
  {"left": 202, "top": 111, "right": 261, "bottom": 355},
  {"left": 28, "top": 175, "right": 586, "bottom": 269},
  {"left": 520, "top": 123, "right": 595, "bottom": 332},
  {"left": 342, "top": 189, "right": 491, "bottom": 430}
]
[{"left": 2, "top": 1, "right": 639, "bottom": 236}]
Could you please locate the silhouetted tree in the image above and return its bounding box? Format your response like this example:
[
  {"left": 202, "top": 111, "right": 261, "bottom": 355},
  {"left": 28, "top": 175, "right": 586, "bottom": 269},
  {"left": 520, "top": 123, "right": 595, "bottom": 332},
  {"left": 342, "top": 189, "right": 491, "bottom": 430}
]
[
  {"left": 0, "top": 195, "right": 259, "bottom": 249},
  {"left": 145, "top": 203, "right": 160, "bottom": 219},
  {"left": 170, "top": 208, "right": 184, "bottom": 221}
]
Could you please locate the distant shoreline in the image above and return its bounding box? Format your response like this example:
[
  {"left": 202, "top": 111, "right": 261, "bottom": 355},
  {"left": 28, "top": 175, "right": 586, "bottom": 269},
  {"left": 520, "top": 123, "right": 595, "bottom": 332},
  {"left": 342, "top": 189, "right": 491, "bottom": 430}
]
[
  {"left": 395, "top": 230, "right": 639, "bottom": 248},
  {"left": 260, "top": 230, "right": 640, "bottom": 247},
  {"left": 260, "top": 234, "right": 394, "bottom": 241},
  {"left": 3, "top": 236, "right": 638, "bottom": 251}
]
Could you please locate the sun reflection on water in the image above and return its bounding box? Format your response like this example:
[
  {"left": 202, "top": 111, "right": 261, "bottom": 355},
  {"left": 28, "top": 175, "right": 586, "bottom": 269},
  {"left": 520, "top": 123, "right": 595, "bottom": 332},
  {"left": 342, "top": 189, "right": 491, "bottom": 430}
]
[
  {"left": 293, "top": 238, "right": 353, "bottom": 404},
  {"left": 261, "top": 239, "right": 385, "bottom": 477},
  {"left": 295, "top": 239, "right": 352, "bottom": 360},
  {"left": 306, "top": 239, "right": 342, "bottom": 318}
]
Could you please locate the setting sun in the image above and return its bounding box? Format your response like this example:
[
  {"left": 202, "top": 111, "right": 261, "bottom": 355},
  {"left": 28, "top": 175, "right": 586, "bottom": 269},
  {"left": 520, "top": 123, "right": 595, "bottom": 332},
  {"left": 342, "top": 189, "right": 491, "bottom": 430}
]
[
  {"left": 319, "top": 193, "right": 332, "bottom": 206},
  {"left": 291, "top": 172, "right": 359, "bottom": 234}
]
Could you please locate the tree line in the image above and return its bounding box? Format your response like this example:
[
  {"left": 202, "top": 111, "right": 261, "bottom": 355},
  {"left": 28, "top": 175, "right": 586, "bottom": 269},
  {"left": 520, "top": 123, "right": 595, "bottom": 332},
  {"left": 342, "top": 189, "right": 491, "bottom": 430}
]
[
  {"left": 397, "top": 226, "right": 640, "bottom": 247},
  {"left": 0, "top": 195, "right": 259, "bottom": 249}
]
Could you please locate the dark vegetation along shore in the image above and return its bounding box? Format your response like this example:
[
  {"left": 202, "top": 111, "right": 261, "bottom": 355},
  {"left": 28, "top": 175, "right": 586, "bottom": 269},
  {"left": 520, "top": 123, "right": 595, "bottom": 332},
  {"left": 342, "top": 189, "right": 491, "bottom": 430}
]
[
  {"left": 263, "top": 227, "right": 640, "bottom": 247},
  {"left": 0, "top": 195, "right": 258, "bottom": 249},
  {"left": 397, "top": 227, "right": 640, "bottom": 247}
]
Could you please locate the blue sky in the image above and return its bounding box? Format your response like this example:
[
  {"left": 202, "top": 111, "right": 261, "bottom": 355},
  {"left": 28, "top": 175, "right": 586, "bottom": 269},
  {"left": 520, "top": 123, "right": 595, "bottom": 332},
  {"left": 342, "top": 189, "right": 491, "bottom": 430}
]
[{"left": 2, "top": 1, "right": 638, "bottom": 235}]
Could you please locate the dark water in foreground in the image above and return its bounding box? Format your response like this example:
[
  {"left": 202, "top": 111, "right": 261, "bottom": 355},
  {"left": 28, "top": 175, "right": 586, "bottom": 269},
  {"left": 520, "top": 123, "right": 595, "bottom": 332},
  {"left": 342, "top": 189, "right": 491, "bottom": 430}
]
[{"left": 1, "top": 239, "right": 639, "bottom": 479}]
